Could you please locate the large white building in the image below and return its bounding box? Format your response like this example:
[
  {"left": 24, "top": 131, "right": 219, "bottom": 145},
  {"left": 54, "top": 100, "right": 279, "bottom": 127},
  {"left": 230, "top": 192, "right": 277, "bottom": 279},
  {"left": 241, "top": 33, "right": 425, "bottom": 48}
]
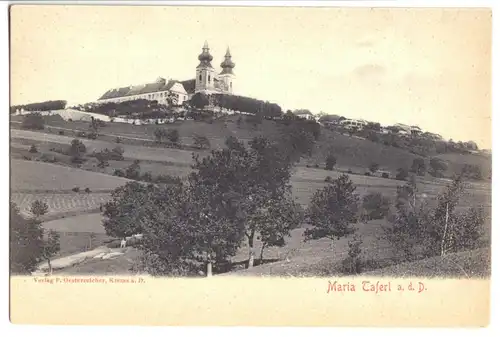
[{"left": 96, "top": 41, "right": 236, "bottom": 105}]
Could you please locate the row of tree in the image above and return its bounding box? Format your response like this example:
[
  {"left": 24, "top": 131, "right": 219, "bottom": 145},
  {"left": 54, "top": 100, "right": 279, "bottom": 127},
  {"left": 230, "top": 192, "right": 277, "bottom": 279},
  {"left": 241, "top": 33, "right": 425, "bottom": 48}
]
[
  {"left": 189, "top": 93, "right": 283, "bottom": 118},
  {"left": 11, "top": 100, "right": 67, "bottom": 114}
]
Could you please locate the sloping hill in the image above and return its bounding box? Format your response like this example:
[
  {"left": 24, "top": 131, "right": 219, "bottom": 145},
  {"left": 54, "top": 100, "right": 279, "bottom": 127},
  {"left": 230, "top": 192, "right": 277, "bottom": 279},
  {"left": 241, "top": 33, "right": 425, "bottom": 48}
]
[{"left": 362, "top": 248, "right": 490, "bottom": 278}]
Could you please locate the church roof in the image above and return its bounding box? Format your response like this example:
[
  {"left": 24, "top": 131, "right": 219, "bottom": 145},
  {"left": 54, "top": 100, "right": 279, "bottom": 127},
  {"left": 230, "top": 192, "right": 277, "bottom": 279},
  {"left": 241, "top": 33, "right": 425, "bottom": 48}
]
[
  {"left": 98, "top": 79, "right": 181, "bottom": 100},
  {"left": 180, "top": 79, "right": 196, "bottom": 94}
]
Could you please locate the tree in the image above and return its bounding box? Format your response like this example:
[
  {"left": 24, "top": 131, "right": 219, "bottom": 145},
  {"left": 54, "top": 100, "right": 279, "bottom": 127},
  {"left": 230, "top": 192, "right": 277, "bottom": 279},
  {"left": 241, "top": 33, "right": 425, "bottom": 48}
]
[
  {"left": 30, "top": 200, "right": 48, "bottom": 219},
  {"left": 369, "top": 163, "right": 379, "bottom": 174},
  {"left": 102, "top": 182, "right": 155, "bottom": 239},
  {"left": 361, "top": 192, "right": 390, "bottom": 221},
  {"left": 189, "top": 93, "right": 210, "bottom": 109},
  {"left": 10, "top": 202, "right": 44, "bottom": 274},
  {"left": 166, "top": 129, "right": 180, "bottom": 144},
  {"left": 410, "top": 158, "right": 426, "bottom": 176},
  {"left": 256, "top": 196, "right": 303, "bottom": 262},
  {"left": 69, "top": 139, "right": 86, "bottom": 157},
  {"left": 396, "top": 168, "right": 409, "bottom": 181},
  {"left": 461, "top": 164, "right": 482, "bottom": 180},
  {"left": 125, "top": 160, "right": 141, "bottom": 180},
  {"left": 192, "top": 136, "right": 294, "bottom": 269},
  {"left": 42, "top": 230, "right": 60, "bottom": 275},
  {"left": 304, "top": 174, "right": 359, "bottom": 253},
  {"left": 325, "top": 154, "right": 337, "bottom": 171},
  {"left": 428, "top": 175, "right": 466, "bottom": 257},
  {"left": 193, "top": 134, "right": 211, "bottom": 149},
  {"left": 429, "top": 157, "right": 448, "bottom": 177},
  {"left": 21, "top": 113, "right": 45, "bottom": 130},
  {"left": 29, "top": 145, "right": 38, "bottom": 153},
  {"left": 154, "top": 128, "right": 168, "bottom": 143},
  {"left": 383, "top": 176, "right": 429, "bottom": 262}
]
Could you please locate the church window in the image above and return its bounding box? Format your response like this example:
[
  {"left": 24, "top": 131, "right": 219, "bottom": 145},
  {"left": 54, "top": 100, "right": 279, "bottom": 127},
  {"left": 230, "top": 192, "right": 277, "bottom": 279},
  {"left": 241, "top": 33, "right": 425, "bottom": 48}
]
[
  {"left": 208, "top": 75, "right": 211, "bottom": 83},
  {"left": 199, "top": 74, "right": 202, "bottom": 82}
]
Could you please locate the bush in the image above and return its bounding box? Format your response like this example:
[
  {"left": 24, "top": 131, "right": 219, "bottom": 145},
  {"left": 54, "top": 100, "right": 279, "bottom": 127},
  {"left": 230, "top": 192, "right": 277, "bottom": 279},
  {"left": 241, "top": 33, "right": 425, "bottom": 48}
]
[
  {"left": 84, "top": 187, "right": 91, "bottom": 193},
  {"left": 87, "top": 132, "right": 98, "bottom": 140},
  {"left": 40, "top": 153, "right": 57, "bottom": 163},
  {"left": 21, "top": 113, "right": 45, "bottom": 130},
  {"left": 382, "top": 172, "right": 390, "bottom": 179},
  {"left": 116, "top": 137, "right": 122, "bottom": 143},
  {"left": 29, "top": 145, "right": 38, "bottom": 153},
  {"left": 58, "top": 130, "right": 65, "bottom": 135},
  {"left": 324, "top": 176, "right": 333, "bottom": 183},
  {"left": 141, "top": 172, "right": 153, "bottom": 182},
  {"left": 364, "top": 172, "right": 371, "bottom": 176},
  {"left": 166, "top": 129, "right": 180, "bottom": 144},
  {"left": 395, "top": 168, "right": 409, "bottom": 181},
  {"left": 314, "top": 163, "right": 319, "bottom": 169},
  {"left": 113, "top": 169, "right": 125, "bottom": 177},
  {"left": 340, "top": 235, "right": 363, "bottom": 275},
  {"left": 325, "top": 154, "right": 337, "bottom": 171},
  {"left": 361, "top": 192, "right": 390, "bottom": 221},
  {"left": 72, "top": 187, "right": 80, "bottom": 192},
  {"left": 155, "top": 174, "right": 183, "bottom": 185},
  {"left": 369, "top": 163, "right": 379, "bottom": 174},
  {"left": 347, "top": 169, "right": 353, "bottom": 174}
]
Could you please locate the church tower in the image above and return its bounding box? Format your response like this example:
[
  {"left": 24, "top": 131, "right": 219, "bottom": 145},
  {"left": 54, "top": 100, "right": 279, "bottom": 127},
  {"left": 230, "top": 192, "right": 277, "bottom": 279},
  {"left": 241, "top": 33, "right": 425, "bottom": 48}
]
[
  {"left": 195, "top": 41, "right": 216, "bottom": 93},
  {"left": 219, "top": 47, "right": 235, "bottom": 94}
]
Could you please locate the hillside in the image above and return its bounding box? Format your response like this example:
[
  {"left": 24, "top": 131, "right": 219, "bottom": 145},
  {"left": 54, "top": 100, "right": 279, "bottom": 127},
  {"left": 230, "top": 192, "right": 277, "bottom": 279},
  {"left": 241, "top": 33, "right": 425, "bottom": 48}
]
[{"left": 12, "top": 113, "right": 491, "bottom": 180}]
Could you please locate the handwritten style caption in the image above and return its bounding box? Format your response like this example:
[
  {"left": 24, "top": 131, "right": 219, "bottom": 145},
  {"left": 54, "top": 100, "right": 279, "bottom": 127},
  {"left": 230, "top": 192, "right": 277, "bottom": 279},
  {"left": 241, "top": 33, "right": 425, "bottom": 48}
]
[{"left": 327, "top": 280, "right": 427, "bottom": 294}]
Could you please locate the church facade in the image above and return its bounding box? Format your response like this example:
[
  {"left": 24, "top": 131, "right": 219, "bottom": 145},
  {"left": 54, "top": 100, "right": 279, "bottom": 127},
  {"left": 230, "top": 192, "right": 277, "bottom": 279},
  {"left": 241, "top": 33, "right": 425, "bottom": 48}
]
[{"left": 96, "top": 41, "right": 235, "bottom": 106}]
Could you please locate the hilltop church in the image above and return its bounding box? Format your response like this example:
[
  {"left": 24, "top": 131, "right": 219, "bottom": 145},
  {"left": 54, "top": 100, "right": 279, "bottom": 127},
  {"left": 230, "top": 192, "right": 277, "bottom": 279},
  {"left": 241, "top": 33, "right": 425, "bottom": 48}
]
[{"left": 96, "top": 41, "right": 236, "bottom": 106}]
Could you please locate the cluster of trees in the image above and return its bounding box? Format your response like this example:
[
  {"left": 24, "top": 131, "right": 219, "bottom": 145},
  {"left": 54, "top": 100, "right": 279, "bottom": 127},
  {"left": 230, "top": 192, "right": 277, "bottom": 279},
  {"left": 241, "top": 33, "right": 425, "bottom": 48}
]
[
  {"left": 10, "top": 201, "right": 60, "bottom": 275},
  {"left": 154, "top": 128, "right": 180, "bottom": 145},
  {"left": 383, "top": 175, "right": 486, "bottom": 263},
  {"left": 92, "top": 146, "right": 125, "bottom": 168},
  {"left": 11, "top": 100, "right": 67, "bottom": 114},
  {"left": 103, "top": 135, "right": 305, "bottom": 275},
  {"left": 81, "top": 99, "right": 174, "bottom": 119},
  {"left": 189, "top": 93, "right": 283, "bottom": 118},
  {"left": 112, "top": 160, "right": 182, "bottom": 186}
]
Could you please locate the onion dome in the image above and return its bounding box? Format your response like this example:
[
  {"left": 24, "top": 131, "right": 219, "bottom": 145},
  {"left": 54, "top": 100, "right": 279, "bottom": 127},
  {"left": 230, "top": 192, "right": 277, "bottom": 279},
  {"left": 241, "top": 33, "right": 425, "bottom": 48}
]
[
  {"left": 220, "top": 47, "right": 235, "bottom": 75},
  {"left": 197, "top": 40, "right": 213, "bottom": 68}
]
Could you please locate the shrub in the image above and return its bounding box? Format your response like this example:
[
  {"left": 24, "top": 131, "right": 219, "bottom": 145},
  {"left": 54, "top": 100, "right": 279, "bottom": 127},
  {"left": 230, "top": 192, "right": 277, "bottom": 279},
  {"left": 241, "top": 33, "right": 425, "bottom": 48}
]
[
  {"left": 29, "top": 145, "right": 38, "bottom": 153},
  {"left": 87, "top": 132, "right": 98, "bottom": 140},
  {"left": 125, "top": 160, "right": 141, "bottom": 180},
  {"left": 364, "top": 172, "right": 371, "bottom": 176},
  {"left": 72, "top": 187, "right": 80, "bottom": 192},
  {"left": 40, "top": 154, "right": 57, "bottom": 163},
  {"left": 382, "top": 172, "right": 390, "bottom": 179},
  {"left": 429, "top": 157, "right": 448, "bottom": 177},
  {"left": 84, "top": 187, "right": 91, "bottom": 193},
  {"left": 369, "top": 163, "right": 379, "bottom": 174},
  {"left": 361, "top": 192, "right": 390, "bottom": 221},
  {"left": 166, "top": 129, "right": 180, "bottom": 144},
  {"left": 155, "top": 174, "right": 183, "bottom": 185},
  {"left": 116, "top": 137, "right": 122, "bottom": 143},
  {"left": 340, "top": 235, "right": 363, "bottom": 275},
  {"left": 141, "top": 172, "right": 153, "bottom": 182},
  {"left": 58, "top": 130, "right": 65, "bottom": 135},
  {"left": 347, "top": 169, "right": 353, "bottom": 174},
  {"left": 396, "top": 168, "right": 409, "bottom": 181},
  {"left": 325, "top": 154, "right": 337, "bottom": 171},
  {"left": 314, "top": 163, "right": 319, "bottom": 169},
  {"left": 113, "top": 169, "right": 125, "bottom": 177},
  {"left": 324, "top": 176, "right": 333, "bottom": 183}
]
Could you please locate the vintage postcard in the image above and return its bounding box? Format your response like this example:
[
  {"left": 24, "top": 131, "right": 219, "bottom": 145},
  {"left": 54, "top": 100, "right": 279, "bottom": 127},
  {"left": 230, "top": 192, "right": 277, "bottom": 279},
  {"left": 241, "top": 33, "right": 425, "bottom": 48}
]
[{"left": 8, "top": 3, "right": 492, "bottom": 327}]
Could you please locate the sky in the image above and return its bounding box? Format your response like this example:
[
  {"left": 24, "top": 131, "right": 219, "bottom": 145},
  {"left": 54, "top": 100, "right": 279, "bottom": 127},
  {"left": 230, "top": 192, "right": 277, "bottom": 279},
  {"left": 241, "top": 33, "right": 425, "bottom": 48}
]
[{"left": 10, "top": 5, "right": 492, "bottom": 148}]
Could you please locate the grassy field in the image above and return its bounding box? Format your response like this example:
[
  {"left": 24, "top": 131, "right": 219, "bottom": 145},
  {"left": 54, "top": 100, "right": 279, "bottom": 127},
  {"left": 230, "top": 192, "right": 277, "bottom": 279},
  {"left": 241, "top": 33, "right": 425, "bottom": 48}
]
[
  {"left": 362, "top": 248, "right": 490, "bottom": 278},
  {"left": 10, "top": 159, "right": 131, "bottom": 192},
  {"left": 14, "top": 114, "right": 491, "bottom": 178}
]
